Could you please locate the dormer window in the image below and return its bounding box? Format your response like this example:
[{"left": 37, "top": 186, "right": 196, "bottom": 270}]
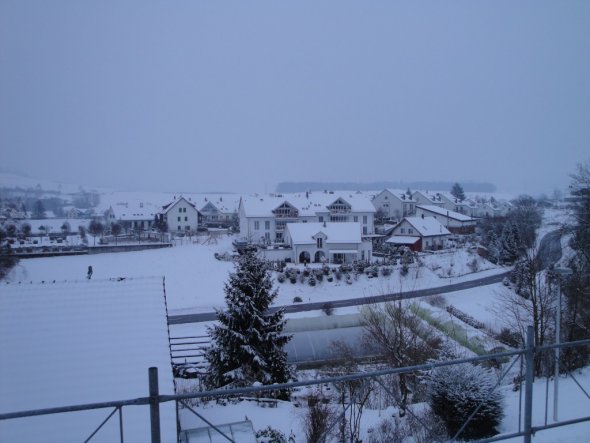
[{"left": 317, "top": 237, "right": 323, "bottom": 248}]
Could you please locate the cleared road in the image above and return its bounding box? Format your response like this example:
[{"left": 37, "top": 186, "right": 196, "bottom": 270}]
[{"left": 168, "top": 271, "right": 509, "bottom": 324}]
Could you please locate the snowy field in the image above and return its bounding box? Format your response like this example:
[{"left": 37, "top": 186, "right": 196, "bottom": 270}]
[{"left": 4, "top": 234, "right": 507, "bottom": 318}]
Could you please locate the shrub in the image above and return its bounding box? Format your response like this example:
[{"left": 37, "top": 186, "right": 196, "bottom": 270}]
[
  {"left": 277, "top": 273, "right": 286, "bottom": 283},
  {"left": 428, "top": 363, "right": 504, "bottom": 440},
  {"left": 322, "top": 302, "right": 334, "bottom": 316},
  {"left": 315, "top": 271, "right": 323, "bottom": 282},
  {"left": 327, "top": 275, "right": 333, "bottom": 282},
  {"left": 303, "top": 394, "right": 335, "bottom": 443},
  {"left": 427, "top": 294, "right": 446, "bottom": 308},
  {"left": 322, "top": 265, "right": 330, "bottom": 275},
  {"left": 303, "top": 268, "right": 310, "bottom": 277},
  {"left": 308, "top": 275, "right": 316, "bottom": 286},
  {"left": 496, "top": 328, "right": 521, "bottom": 348},
  {"left": 345, "top": 274, "right": 352, "bottom": 284},
  {"left": 467, "top": 258, "right": 479, "bottom": 273},
  {"left": 293, "top": 296, "right": 303, "bottom": 303},
  {"left": 400, "top": 264, "right": 409, "bottom": 276},
  {"left": 335, "top": 269, "right": 342, "bottom": 281},
  {"left": 367, "top": 417, "right": 408, "bottom": 443},
  {"left": 256, "top": 426, "right": 287, "bottom": 443},
  {"left": 290, "top": 276, "right": 297, "bottom": 284},
  {"left": 381, "top": 266, "right": 392, "bottom": 277}
]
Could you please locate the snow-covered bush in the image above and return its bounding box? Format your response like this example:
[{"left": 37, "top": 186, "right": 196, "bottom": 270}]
[
  {"left": 308, "top": 274, "right": 316, "bottom": 286},
  {"left": 428, "top": 362, "right": 504, "bottom": 440},
  {"left": 381, "top": 266, "right": 392, "bottom": 277},
  {"left": 293, "top": 296, "right": 303, "bottom": 303},
  {"left": 256, "top": 426, "right": 287, "bottom": 443},
  {"left": 277, "top": 273, "right": 286, "bottom": 283}
]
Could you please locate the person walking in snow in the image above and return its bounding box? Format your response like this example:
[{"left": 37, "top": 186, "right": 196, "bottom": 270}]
[{"left": 87, "top": 265, "right": 93, "bottom": 280}]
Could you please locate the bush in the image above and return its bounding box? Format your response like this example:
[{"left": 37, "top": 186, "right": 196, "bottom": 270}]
[
  {"left": 303, "top": 394, "right": 335, "bottom": 443},
  {"left": 290, "top": 276, "right": 297, "bottom": 284},
  {"left": 428, "top": 363, "right": 504, "bottom": 440},
  {"left": 400, "top": 264, "right": 409, "bottom": 276},
  {"left": 277, "top": 273, "right": 286, "bottom": 283},
  {"left": 293, "top": 296, "right": 303, "bottom": 303},
  {"left": 322, "top": 302, "right": 334, "bottom": 316},
  {"left": 335, "top": 269, "right": 343, "bottom": 281},
  {"left": 327, "top": 275, "right": 333, "bottom": 282},
  {"left": 308, "top": 275, "right": 316, "bottom": 286},
  {"left": 367, "top": 417, "right": 408, "bottom": 443},
  {"left": 256, "top": 426, "right": 287, "bottom": 443},
  {"left": 303, "top": 267, "right": 310, "bottom": 277},
  {"left": 427, "top": 295, "right": 446, "bottom": 308},
  {"left": 322, "top": 265, "right": 330, "bottom": 275},
  {"left": 381, "top": 266, "right": 392, "bottom": 277},
  {"left": 496, "top": 328, "right": 521, "bottom": 348}
]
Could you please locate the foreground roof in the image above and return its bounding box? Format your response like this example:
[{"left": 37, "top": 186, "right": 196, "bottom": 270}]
[{"left": 0, "top": 277, "right": 176, "bottom": 442}]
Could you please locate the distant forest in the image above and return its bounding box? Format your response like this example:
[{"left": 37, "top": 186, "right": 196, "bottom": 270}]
[{"left": 276, "top": 181, "right": 496, "bottom": 193}]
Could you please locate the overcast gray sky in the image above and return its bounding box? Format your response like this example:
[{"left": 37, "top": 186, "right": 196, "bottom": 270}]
[{"left": 1, "top": 1, "right": 589, "bottom": 195}]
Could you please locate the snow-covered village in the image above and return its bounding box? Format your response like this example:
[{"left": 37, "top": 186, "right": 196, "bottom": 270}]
[{"left": 1, "top": 2, "right": 590, "bottom": 443}]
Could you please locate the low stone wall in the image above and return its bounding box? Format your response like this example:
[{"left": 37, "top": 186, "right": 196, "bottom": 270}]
[
  {"left": 88, "top": 243, "right": 173, "bottom": 254},
  {"left": 258, "top": 248, "right": 293, "bottom": 262}
]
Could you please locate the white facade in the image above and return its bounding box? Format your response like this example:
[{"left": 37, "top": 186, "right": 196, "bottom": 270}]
[
  {"left": 387, "top": 216, "right": 450, "bottom": 251},
  {"left": 284, "top": 222, "right": 372, "bottom": 264},
  {"left": 372, "top": 189, "right": 416, "bottom": 220},
  {"left": 161, "top": 196, "right": 200, "bottom": 233},
  {"left": 239, "top": 192, "right": 376, "bottom": 245},
  {"left": 412, "top": 190, "right": 446, "bottom": 208}
]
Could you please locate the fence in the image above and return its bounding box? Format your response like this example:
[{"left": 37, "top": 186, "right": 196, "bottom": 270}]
[{"left": 1, "top": 326, "right": 589, "bottom": 443}]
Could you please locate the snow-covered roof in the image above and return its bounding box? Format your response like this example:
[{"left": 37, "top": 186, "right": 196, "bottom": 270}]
[
  {"left": 0, "top": 277, "right": 176, "bottom": 442},
  {"left": 286, "top": 222, "right": 361, "bottom": 245},
  {"left": 240, "top": 192, "right": 376, "bottom": 218},
  {"left": 416, "top": 205, "right": 476, "bottom": 222},
  {"left": 162, "top": 195, "right": 198, "bottom": 213},
  {"left": 402, "top": 216, "right": 451, "bottom": 236},
  {"left": 386, "top": 235, "right": 420, "bottom": 245},
  {"left": 383, "top": 189, "right": 417, "bottom": 202}
]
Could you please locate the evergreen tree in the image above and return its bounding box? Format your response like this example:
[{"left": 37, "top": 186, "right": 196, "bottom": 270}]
[
  {"left": 33, "top": 200, "right": 46, "bottom": 219},
  {"left": 450, "top": 183, "right": 466, "bottom": 201},
  {"left": 428, "top": 362, "right": 504, "bottom": 440},
  {"left": 205, "top": 251, "right": 292, "bottom": 399}
]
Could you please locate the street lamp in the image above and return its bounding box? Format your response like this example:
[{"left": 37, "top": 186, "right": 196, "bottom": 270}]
[{"left": 552, "top": 266, "right": 572, "bottom": 421}]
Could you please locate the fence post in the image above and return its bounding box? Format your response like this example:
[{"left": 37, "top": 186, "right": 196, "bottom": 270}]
[
  {"left": 149, "top": 367, "right": 161, "bottom": 443},
  {"left": 524, "top": 326, "right": 535, "bottom": 443}
]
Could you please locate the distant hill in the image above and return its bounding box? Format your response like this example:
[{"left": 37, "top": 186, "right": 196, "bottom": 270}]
[{"left": 276, "top": 181, "right": 496, "bottom": 193}]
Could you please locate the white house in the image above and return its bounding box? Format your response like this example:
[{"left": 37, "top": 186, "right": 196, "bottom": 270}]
[
  {"left": 284, "top": 222, "right": 372, "bottom": 264},
  {"left": 412, "top": 190, "right": 446, "bottom": 208},
  {"left": 372, "top": 189, "right": 417, "bottom": 220},
  {"left": 415, "top": 204, "right": 477, "bottom": 234},
  {"left": 386, "top": 215, "right": 451, "bottom": 252},
  {"left": 238, "top": 191, "right": 376, "bottom": 245},
  {"left": 115, "top": 201, "right": 160, "bottom": 232},
  {"left": 160, "top": 196, "right": 201, "bottom": 234},
  {"left": 194, "top": 195, "right": 240, "bottom": 227}
]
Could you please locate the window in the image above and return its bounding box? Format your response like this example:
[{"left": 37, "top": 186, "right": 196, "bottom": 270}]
[
  {"left": 400, "top": 228, "right": 405, "bottom": 234},
  {"left": 185, "top": 226, "right": 190, "bottom": 231},
  {"left": 363, "top": 215, "right": 367, "bottom": 224},
  {"left": 264, "top": 232, "right": 270, "bottom": 241},
  {"left": 179, "top": 208, "right": 182, "bottom": 213},
  {"left": 408, "top": 228, "right": 414, "bottom": 234},
  {"left": 353, "top": 216, "right": 358, "bottom": 222},
  {"left": 363, "top": 226, "right": 367, "bottom": 235},
  {"left": 177, "top": 226, "right": 181, "bottom": 231},
  {"left": 184, "top": 217, "right": 188, "bottom": 221},
  {"left": 254, "top": 221, "right": 260, "bottom": 230},
  {"left": 265, "top": 221, "right": 270, "bottom": 230},
  {"left": 361, "top": 250, "right": 365, "bottom": 260},
  {"left": 319, "top": 216, "right": 324, "bottom": 222},
  {"left": 177, "top": 216, "right": 181, "bottom": 222},
  {"left": 317, "top": 237, "right": 323, "bottom": 248}
]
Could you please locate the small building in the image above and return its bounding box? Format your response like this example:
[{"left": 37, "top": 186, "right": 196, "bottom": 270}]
[
  {"left": 284, "top": 222, "right": 372, "bottom": 264},
  {"left": 412, "top": 190, "right": 445, "bottom": 208},
  {"left": 160, "top": 196, "right": 201, "bottom": 234},
  {"left": 386, "top": 215, "right": 451, "bottom": 252},
  {"left": 415, "top": 204, "right": 477, "bottom": 234}
]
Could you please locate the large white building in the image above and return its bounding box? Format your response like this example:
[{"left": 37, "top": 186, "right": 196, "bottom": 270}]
[
  {"left": 238, "top": 191, "right": 376, "bottom": 245},
  {"left": 284, "top": 222, "right": 372, "bottom": 264}
]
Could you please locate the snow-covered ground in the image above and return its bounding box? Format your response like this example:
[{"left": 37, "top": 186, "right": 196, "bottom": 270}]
[{"left": 4, "top": 234, "right": 508, "bottom": 317}]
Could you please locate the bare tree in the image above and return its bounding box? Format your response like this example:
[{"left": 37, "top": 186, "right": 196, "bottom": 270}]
[
  {"left": 361, "top": 301, "right": 441, "bottom": 415},
  {"left": 499, "top": 248, "right": 556, "bottom": 375}
]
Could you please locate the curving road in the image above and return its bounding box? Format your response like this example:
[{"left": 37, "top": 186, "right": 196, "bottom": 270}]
[{"left": 168, "top": 271, "right": 510, "bottom": 325}]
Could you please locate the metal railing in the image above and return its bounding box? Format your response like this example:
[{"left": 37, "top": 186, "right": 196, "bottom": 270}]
[{"left": 2, "top": 326, "right": 590, "bottom": 443}]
